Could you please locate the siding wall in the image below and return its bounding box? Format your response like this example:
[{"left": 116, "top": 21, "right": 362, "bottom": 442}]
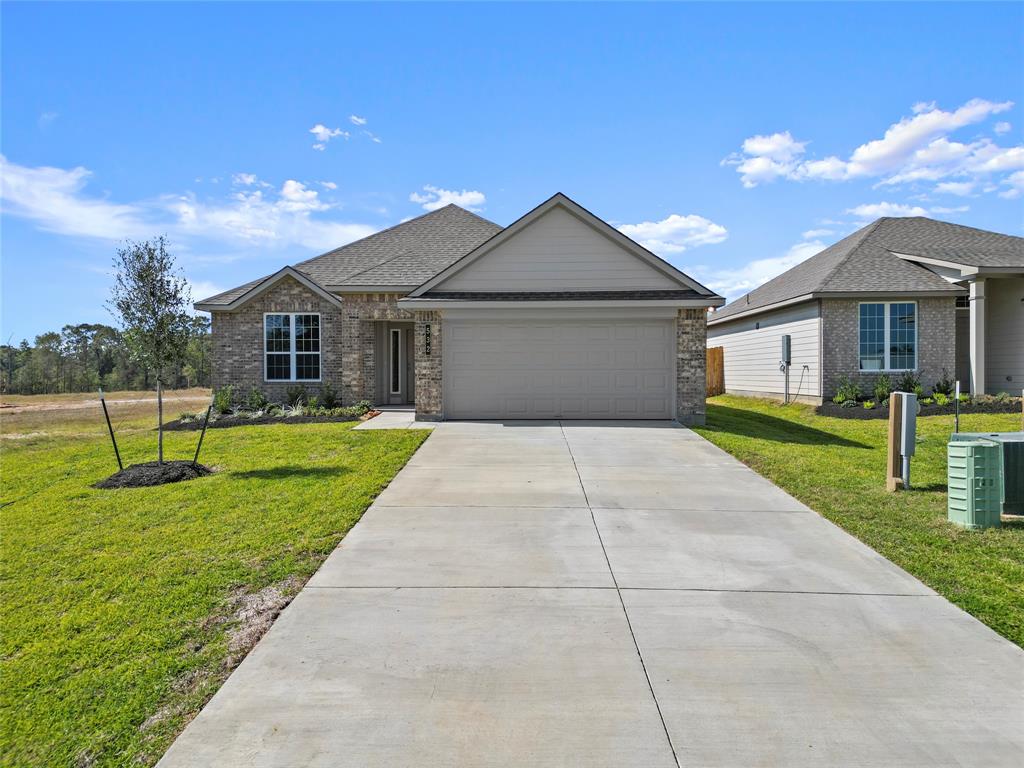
[
  {"left": 985, "top": 276, "right": 1024, "bottom": 394},
  {"left": 441, "top": 207, "right": 679, "bottom": 291},
  {"left": 707, "top": 301, "right": 822, "bottom": 403}
]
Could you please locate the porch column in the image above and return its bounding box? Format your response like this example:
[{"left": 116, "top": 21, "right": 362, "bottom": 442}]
[
  {"left": 969, "top": 278, "right": 986, "bottom": 396},
  {"left": 414, "top": 311, "right": 443, "bottom": 421}
]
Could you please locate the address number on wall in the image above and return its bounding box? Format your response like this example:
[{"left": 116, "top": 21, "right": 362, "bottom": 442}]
[{"left": 425, "top": 324, "right": 432, "bottom": 356}]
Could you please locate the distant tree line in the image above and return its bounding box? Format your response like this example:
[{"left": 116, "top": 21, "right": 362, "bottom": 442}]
[{"left": 0, "top": 317, "right": 211, "bottom": 395}]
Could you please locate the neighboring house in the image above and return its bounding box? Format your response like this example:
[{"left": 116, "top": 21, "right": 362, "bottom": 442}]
[
  {"left": 706, "top": 217, "right": 1024, "bottom": 403},
  {"left": 196, "top": 193, "right": 724, "bottom": 423}
]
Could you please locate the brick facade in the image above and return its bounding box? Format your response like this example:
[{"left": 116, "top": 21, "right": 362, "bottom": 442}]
[
  {"left": 414, "top": 311, "right": 443, "bottom": 421},
  {"left": 210, "top": 276, "right": 345, "bottom": 404},
  {"left": 211, "top": 278, "right": 410, "bottom": 406},
  {"left": 211, "top": 281, "right": 711, "bottom": 422},
  {"left": 820, "top": 297, "right": 956, "bottom": 398},
  {"left": 676, "top": 308, "right": 707, "bottom": 426}
]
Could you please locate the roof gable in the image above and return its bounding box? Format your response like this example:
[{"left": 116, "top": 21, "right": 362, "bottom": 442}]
[
  {"left": 194, "top": 266, "right": 343, "bottom": 312},
  {"left": 410, "top": 193, "right": 718, "bottom": 297}
]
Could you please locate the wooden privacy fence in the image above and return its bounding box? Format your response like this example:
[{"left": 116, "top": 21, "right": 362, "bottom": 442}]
[{"left": 706, "top": 346, "right": 724, "bottom": 397}]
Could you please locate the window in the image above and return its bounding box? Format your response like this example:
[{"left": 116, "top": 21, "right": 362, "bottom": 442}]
[
  {"left": 265, "top": 313, "right": 320, "bottom": 381},
  {"left": 859, "top": 302, "right": 916, "bottom": 371}
]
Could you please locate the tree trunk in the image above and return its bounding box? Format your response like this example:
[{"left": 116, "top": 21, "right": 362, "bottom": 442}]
[{"left": 157, "top": 378, "right": 164, "bottom": 465}]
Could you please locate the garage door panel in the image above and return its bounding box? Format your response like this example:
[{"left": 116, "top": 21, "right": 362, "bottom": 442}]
[{"left": 444, "top": 318, "right": 675, "bottom": 420}]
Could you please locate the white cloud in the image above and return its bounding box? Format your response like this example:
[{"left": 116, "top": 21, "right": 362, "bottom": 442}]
[
  {"left": 349, "top": 115, "right": 367, "bottom": 126},
  {"left": 994, "top": 121, "right": 1012, "bottom": 135},
  {"left": 617, "top": 214, "right": 728, "bottom": 254},
  {"left": 309, "top": 123, "right": 349, "bottom": 150},
  {"left": 694, "top": 240, "right": 825, "bottom": 302},
  {"left": 934, "top": 181, "right": 975, "bottom": 196},
  {"left": 0, "top": 154, "right": 149, "bottom": 239},
  {"left": 38, "top": 111, "right": 58, "bottom": 129},
  {"left": 725, "top": 99, "right": 1020, "bottom": 195},
  {"left": 409, "top": 185, "right": 486, "bottom": 212},
  {"left": 802, "top": 228, "right": 834, "bottom": 239},
  {"left": 232, "top": 172, "right": 258, "bottom": 186},
  {"left": 847, "top": 202, "right": 928, "bottom": 219},
  {"left": 999, "top": 170, "right": 1024, "bottom": 199},
  {"left": 319, "top": 180, "right": 337, "bottom": 190},
  {"left": 0, "top": 155, "right": 378, "bottom": 253},
  {"left": 929, "top": 205, "right": 970, "bottom": 215},
  {"left": 187, "top": 279, "right": 225, "bottom": 302}
]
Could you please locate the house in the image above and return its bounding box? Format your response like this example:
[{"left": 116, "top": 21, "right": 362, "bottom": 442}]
[
  {"left": 195, "top": 193, "right": 725, "bottom": 423},
  {"left": 706, "top": 217, "right": 1024, "bottom": 403}
]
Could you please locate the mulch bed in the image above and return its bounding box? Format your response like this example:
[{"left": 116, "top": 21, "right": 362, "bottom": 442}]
[
  {"left": 816, "top": 399, "right": 1023, "bottom": 420},
  {"left": 163, "top": 413, "right": 372, "bottom": 431},
  {"left": 93, "top": 460, "right": 213, "bottom": 489}
]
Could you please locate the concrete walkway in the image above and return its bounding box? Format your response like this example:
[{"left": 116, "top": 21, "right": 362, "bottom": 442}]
[{"left": 159, "top": 421, "right": 1024, "bottom": 767}]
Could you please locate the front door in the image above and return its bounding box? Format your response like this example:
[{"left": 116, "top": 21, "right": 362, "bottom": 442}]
[{"left": 387, "top": 326, "right": 408, "bottom": 404}]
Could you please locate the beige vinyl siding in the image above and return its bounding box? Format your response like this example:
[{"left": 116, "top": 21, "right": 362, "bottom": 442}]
[
  {"left": 440, "top": 207, "right": 679, "bottom": 292},
  {"left": 985, "top": 276, "right": 1024, "bottom": 394},
  {"left": 708, "top": 301, "right": 822, "bottom": 402}
]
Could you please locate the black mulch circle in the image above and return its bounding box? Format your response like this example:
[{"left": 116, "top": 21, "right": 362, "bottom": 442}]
[{"left": 93, "top": 460, "right": 213, "bottom": 489}]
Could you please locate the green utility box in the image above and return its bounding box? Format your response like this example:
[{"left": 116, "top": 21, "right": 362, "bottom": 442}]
[
  {"left": 950, "top": 432, "right": 1024, "bottom": 515},
  {"left": 947, "top": 440, "right": 1002, "bottom": 529}
]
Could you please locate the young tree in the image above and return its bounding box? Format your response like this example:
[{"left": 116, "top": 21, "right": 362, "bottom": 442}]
[{"left": 108, "top": 237, "right": 193, "bottom": 464}]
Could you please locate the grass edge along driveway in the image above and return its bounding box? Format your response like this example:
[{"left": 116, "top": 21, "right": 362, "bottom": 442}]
[
  {"left": 693, "top": 395, "right": 1024, "bottom": 649},
  {"left": 1, "top": 418, "right": 428, "bottom": 768}
]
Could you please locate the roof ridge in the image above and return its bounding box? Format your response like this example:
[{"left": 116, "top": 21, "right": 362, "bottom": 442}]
[
  {"left": 818, "top": 217, "right": 889, "bottom": 287},
  {"left": 292, "top": 205, "right": 502, "bottom": 281}
]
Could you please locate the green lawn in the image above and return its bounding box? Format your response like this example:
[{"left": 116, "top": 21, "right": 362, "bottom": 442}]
[
  {"left": 694, "top": 395, "right": 1024, "bottom": 648},
  {"left": 1, "top": 407, "right": 427, "bottom": 767}
]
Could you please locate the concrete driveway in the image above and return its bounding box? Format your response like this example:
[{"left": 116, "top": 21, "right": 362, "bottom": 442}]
[{"left": 159, "top": 421, "right": 1024, "bottom": 767}]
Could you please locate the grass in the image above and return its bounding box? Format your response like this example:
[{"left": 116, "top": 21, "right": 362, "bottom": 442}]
[
  {"left": 0, "top": 393, "right": 428, "bottom": 767},
  {"left": 693, "top": 395, "right": 1024, "bottom": 648}
]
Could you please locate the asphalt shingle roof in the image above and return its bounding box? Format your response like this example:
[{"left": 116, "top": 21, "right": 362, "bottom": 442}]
[
  {"left": 197, "top": 205, "right": 502, "bottom": 306},
  {"left": 710, "top": 216, "right": 1023, "bottom": 323}
]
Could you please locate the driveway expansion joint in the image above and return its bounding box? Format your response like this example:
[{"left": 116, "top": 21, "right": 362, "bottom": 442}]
[{"left": 560, "top": 421, "right": 682, "bottom": 768}]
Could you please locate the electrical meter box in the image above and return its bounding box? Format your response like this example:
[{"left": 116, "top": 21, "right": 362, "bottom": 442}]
[{"left": 780, "top": 335, "right": 791, "bottom": 365}]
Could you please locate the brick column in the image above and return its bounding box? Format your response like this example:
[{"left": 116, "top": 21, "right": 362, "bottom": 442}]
[
  {"left": 414, "top": 311, "right": 443, "bottom": 420},
  {"left": 676, "top": 308, "right": 707, "bottom": 426}
]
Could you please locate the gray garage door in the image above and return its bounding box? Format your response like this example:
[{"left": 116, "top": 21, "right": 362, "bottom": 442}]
[{"left": 443, "top": 318, "right": 675, "bottom": 419}]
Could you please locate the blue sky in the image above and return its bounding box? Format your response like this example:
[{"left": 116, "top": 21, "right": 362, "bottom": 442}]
[{"left": 2, "top": 1, "right": 1022, "bottom": 342}]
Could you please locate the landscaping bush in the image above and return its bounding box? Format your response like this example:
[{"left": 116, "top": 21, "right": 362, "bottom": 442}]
[
  {"left": 933, "top": 369, "right": 954, "bottom": 396},
  {"left": 246, "top": 386, "right": 269, "bottom": 411},
  {"left": 873, "top": 374, "right": 892, "bottom": 404},
  {"left": 213, "top": 385, "right": 234, "bottom": 414},
  {"left": 286, "top": 385, "right": 307, "bottom": 406},
  {"left": 832, "top": 375, "right": 861, "bottom": 405},
  {"left": 319, "top": 383, "right": 339, "bottom": 409},
  {"left": 307, "top": 395, "right": 319, "bottom": 409},
  {"left": 893, "top": 371, "right": 920, "bottom": 395},
  {"left": 863, "top": 400, "right": 876, "bottom": 410},
  {"left": 934, "top": 392, "right": 950, "bottom": 406}
]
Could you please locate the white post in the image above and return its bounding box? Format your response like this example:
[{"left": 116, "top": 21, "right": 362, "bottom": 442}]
[{"left": 969, "top": 278, "right": 986, "bottom": 396}]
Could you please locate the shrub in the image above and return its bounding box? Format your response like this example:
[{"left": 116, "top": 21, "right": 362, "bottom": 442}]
[
  {"left": 319, "top": 383, "right": 339, "bottom": 409},
  {"left": 832, "top": 375, "right": 861, "bottom": 404},
  {"left": 285, "top": 385, "right": 307, "bottom": 407},
  {"left": 863, "top": 400, "right": 876, "bottom": 410},
  {"left": 920, "top": 397, "right": 934, "bottom": 406},
  {"left": 933, "top": 369, "right": 954, "bottom": 396},
  {"left": 958, "top": 393, "right": 971, "bottom": 403},
  {"left": 840, "top": 399, "right": 857, "bottom": 408},
  {"left": 178, "top": 412, "right": 197, "bottom": 423},
  {"left": 307, "top": 395, "right": 319, "bottom": 409},
  {"left": 893, "top": 371, "right": 920, "bottom": 394},
  {"left": 213, "top": 385, "right": 233, "bottom": 414},
  {"left": 246, "top": 386, "right": 269, "bottom": 411},
  {"left": 996, "top": 391, "right": 1012, "bottom": 403},
  {"left": 913, "top": 384, "right": 924, "bottom": 398},
  {"left": 934, "top": 392, "right": 950, "bottom": 406},
  {"left": 873, "top": 374, "right": 892, "bottom": 404}
]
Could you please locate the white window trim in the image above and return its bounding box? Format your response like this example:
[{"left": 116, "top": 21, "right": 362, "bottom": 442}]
[
  {"left": 857, "top": 301, "right": 918, "bottom": 372},
  {"left": 263, "top": 312, "right": 322, "bottom": 383}
]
